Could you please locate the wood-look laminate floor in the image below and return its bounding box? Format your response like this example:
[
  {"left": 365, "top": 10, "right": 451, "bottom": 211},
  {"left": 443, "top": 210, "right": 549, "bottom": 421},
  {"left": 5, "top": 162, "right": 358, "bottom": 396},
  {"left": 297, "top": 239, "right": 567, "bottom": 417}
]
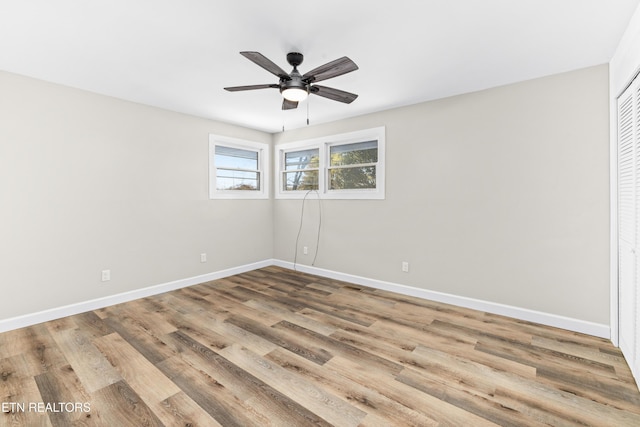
[{"left": 1, "top": 266, "right": 640, "bottom": 426}]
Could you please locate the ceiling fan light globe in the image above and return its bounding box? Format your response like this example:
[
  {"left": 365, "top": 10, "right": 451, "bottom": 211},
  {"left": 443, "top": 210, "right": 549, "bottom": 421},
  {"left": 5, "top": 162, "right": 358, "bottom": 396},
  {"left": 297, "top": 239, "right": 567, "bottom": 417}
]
[{"left": 282, "top": 87, "right": 308, "bottom": 102}]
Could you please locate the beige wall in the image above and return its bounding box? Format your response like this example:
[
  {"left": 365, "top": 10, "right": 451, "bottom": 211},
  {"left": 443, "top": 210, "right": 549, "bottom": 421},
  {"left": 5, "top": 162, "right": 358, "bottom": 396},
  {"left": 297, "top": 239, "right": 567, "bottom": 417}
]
[
  {"left": 0, "top": 64, "right": 610, "bottom": 326},
  {"left": 0, "top": 70, "right": 273, "bottom": 320},
  {"left": 273, "top": 64, "right": 610, "bottom": 324}
]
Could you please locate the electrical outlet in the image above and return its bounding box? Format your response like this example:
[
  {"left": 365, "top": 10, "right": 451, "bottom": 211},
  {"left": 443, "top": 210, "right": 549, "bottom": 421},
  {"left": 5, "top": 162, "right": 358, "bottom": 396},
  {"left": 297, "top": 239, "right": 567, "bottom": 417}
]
[
  {"left": 200, "top": 253, "right": 207, "bottom": 263},
  {"left": 303, "top": 246, "right": 308, "bottom": 255},
  {"left": 101, "top": 269, "right": 111, "bottom": 282},
  {"left": 402, "top": 262, "right": 409, "bottom": 273}
]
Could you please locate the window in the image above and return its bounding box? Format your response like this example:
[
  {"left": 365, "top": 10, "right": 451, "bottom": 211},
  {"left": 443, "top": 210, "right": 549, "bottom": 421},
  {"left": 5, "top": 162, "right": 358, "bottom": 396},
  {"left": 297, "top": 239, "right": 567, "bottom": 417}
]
[
  {"left": 328, "top": 140, "right": 378, "bottom": 190},
  {"left": 209, "top": 135, "right": 269, "bottom": 199},
  {"left": 215, "top": 145, "right": 260, "bottom": 191},
  {"left": 283, "top": 148, "right": 320, "bottom": 191},
  {"left": 276, "top": 127, "right": 385, "bottom": 199}
]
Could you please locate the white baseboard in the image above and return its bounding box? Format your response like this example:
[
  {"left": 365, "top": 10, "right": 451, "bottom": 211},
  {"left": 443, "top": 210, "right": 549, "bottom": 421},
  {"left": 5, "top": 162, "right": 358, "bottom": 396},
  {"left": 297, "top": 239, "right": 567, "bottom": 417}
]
[
  {"left": 0, "top": 258, "right": 610, "bottom": 340},
  {"left": 0, "top": 260, "right": 272, "bottom": 333},
  {"left": 274, "top": 260, "right": 611, "bottom": 339}
]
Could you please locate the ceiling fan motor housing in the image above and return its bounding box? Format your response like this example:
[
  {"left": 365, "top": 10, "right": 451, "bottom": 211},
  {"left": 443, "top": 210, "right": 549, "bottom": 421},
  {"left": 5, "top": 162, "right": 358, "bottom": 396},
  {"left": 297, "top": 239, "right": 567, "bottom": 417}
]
[
  {"left": 280, "top": 74, "right": 308, "bottom": 93},
  {"left": 286, "top": 52, "right": 304, "bottom": 67}
]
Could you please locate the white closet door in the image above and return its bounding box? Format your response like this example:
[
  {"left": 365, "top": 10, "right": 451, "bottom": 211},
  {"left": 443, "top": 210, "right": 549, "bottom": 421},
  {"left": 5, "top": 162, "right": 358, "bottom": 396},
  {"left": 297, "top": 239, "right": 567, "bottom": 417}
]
[{"left": 618, "top": 75, "right": 640, "bottom": 381}]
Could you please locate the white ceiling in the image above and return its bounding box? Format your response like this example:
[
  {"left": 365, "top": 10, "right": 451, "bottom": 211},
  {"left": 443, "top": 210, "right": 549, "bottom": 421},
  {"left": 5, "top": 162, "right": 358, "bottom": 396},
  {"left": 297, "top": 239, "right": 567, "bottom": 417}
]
[{"left": 1, "top": 1, "right": 638, "bottom": 133}]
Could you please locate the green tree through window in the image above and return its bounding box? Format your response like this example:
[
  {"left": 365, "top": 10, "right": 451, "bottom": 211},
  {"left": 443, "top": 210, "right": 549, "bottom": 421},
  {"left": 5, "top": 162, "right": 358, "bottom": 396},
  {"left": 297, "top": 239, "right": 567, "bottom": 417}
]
[{"left": 329, "top": 141, "right": 377, "bottom": 190}]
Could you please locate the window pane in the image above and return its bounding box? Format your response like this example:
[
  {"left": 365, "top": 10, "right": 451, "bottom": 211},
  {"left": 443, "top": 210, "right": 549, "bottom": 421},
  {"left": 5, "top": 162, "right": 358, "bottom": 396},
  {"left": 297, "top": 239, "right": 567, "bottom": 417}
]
[
  {"left": 215, "top": 145, "right": 258, "bottom": 170},
  {"left": 330, "top": 140, "right": 377, "bottom": 166},
  {"left": 285, "top": 148, "right": 319, "bottom": 171},
  {"left": 329, "top": 166, "right": 376, "bottom": 190},
  {"left": 216, "top": 169, "right": 259, "bottom": 191},
  {"left": 284, "top": 170, "right": 319, "bottom": 191}
]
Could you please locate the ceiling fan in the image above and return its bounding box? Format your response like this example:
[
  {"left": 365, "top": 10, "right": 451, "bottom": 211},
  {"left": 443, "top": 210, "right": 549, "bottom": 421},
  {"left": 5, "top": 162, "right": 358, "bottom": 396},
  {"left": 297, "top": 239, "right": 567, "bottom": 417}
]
[{"left": 224, "top": 51, "right": 359, "bottom": 110}]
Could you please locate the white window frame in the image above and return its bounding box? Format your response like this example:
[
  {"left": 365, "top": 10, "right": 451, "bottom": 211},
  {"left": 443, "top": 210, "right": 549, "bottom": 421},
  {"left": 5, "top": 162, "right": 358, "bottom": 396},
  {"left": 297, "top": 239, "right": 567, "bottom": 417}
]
[
  {"left": 276, "top": 127, "right": 385, "bottom": 199},
  {"left": 209, "top": 134, "right": 269, "bottom": 199}
]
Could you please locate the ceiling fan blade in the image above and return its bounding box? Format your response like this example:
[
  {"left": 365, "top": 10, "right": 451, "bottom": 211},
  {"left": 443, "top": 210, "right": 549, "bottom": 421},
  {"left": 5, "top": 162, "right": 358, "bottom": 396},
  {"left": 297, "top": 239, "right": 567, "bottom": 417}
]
[
  {"left": 282, "top": 99, "right": 298, "bottom": 110},
  {"left": 310, "top": 85, "right": 358, "bottom": 104},
  {"left": 240, "top": 51, "right": 290, "bottom": 80},
  {"left": 302, "top": 57, "right": 358, "bottom": 83},
  {"left": 224, "top": 84, "right": 279, "bottom": 92}
]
